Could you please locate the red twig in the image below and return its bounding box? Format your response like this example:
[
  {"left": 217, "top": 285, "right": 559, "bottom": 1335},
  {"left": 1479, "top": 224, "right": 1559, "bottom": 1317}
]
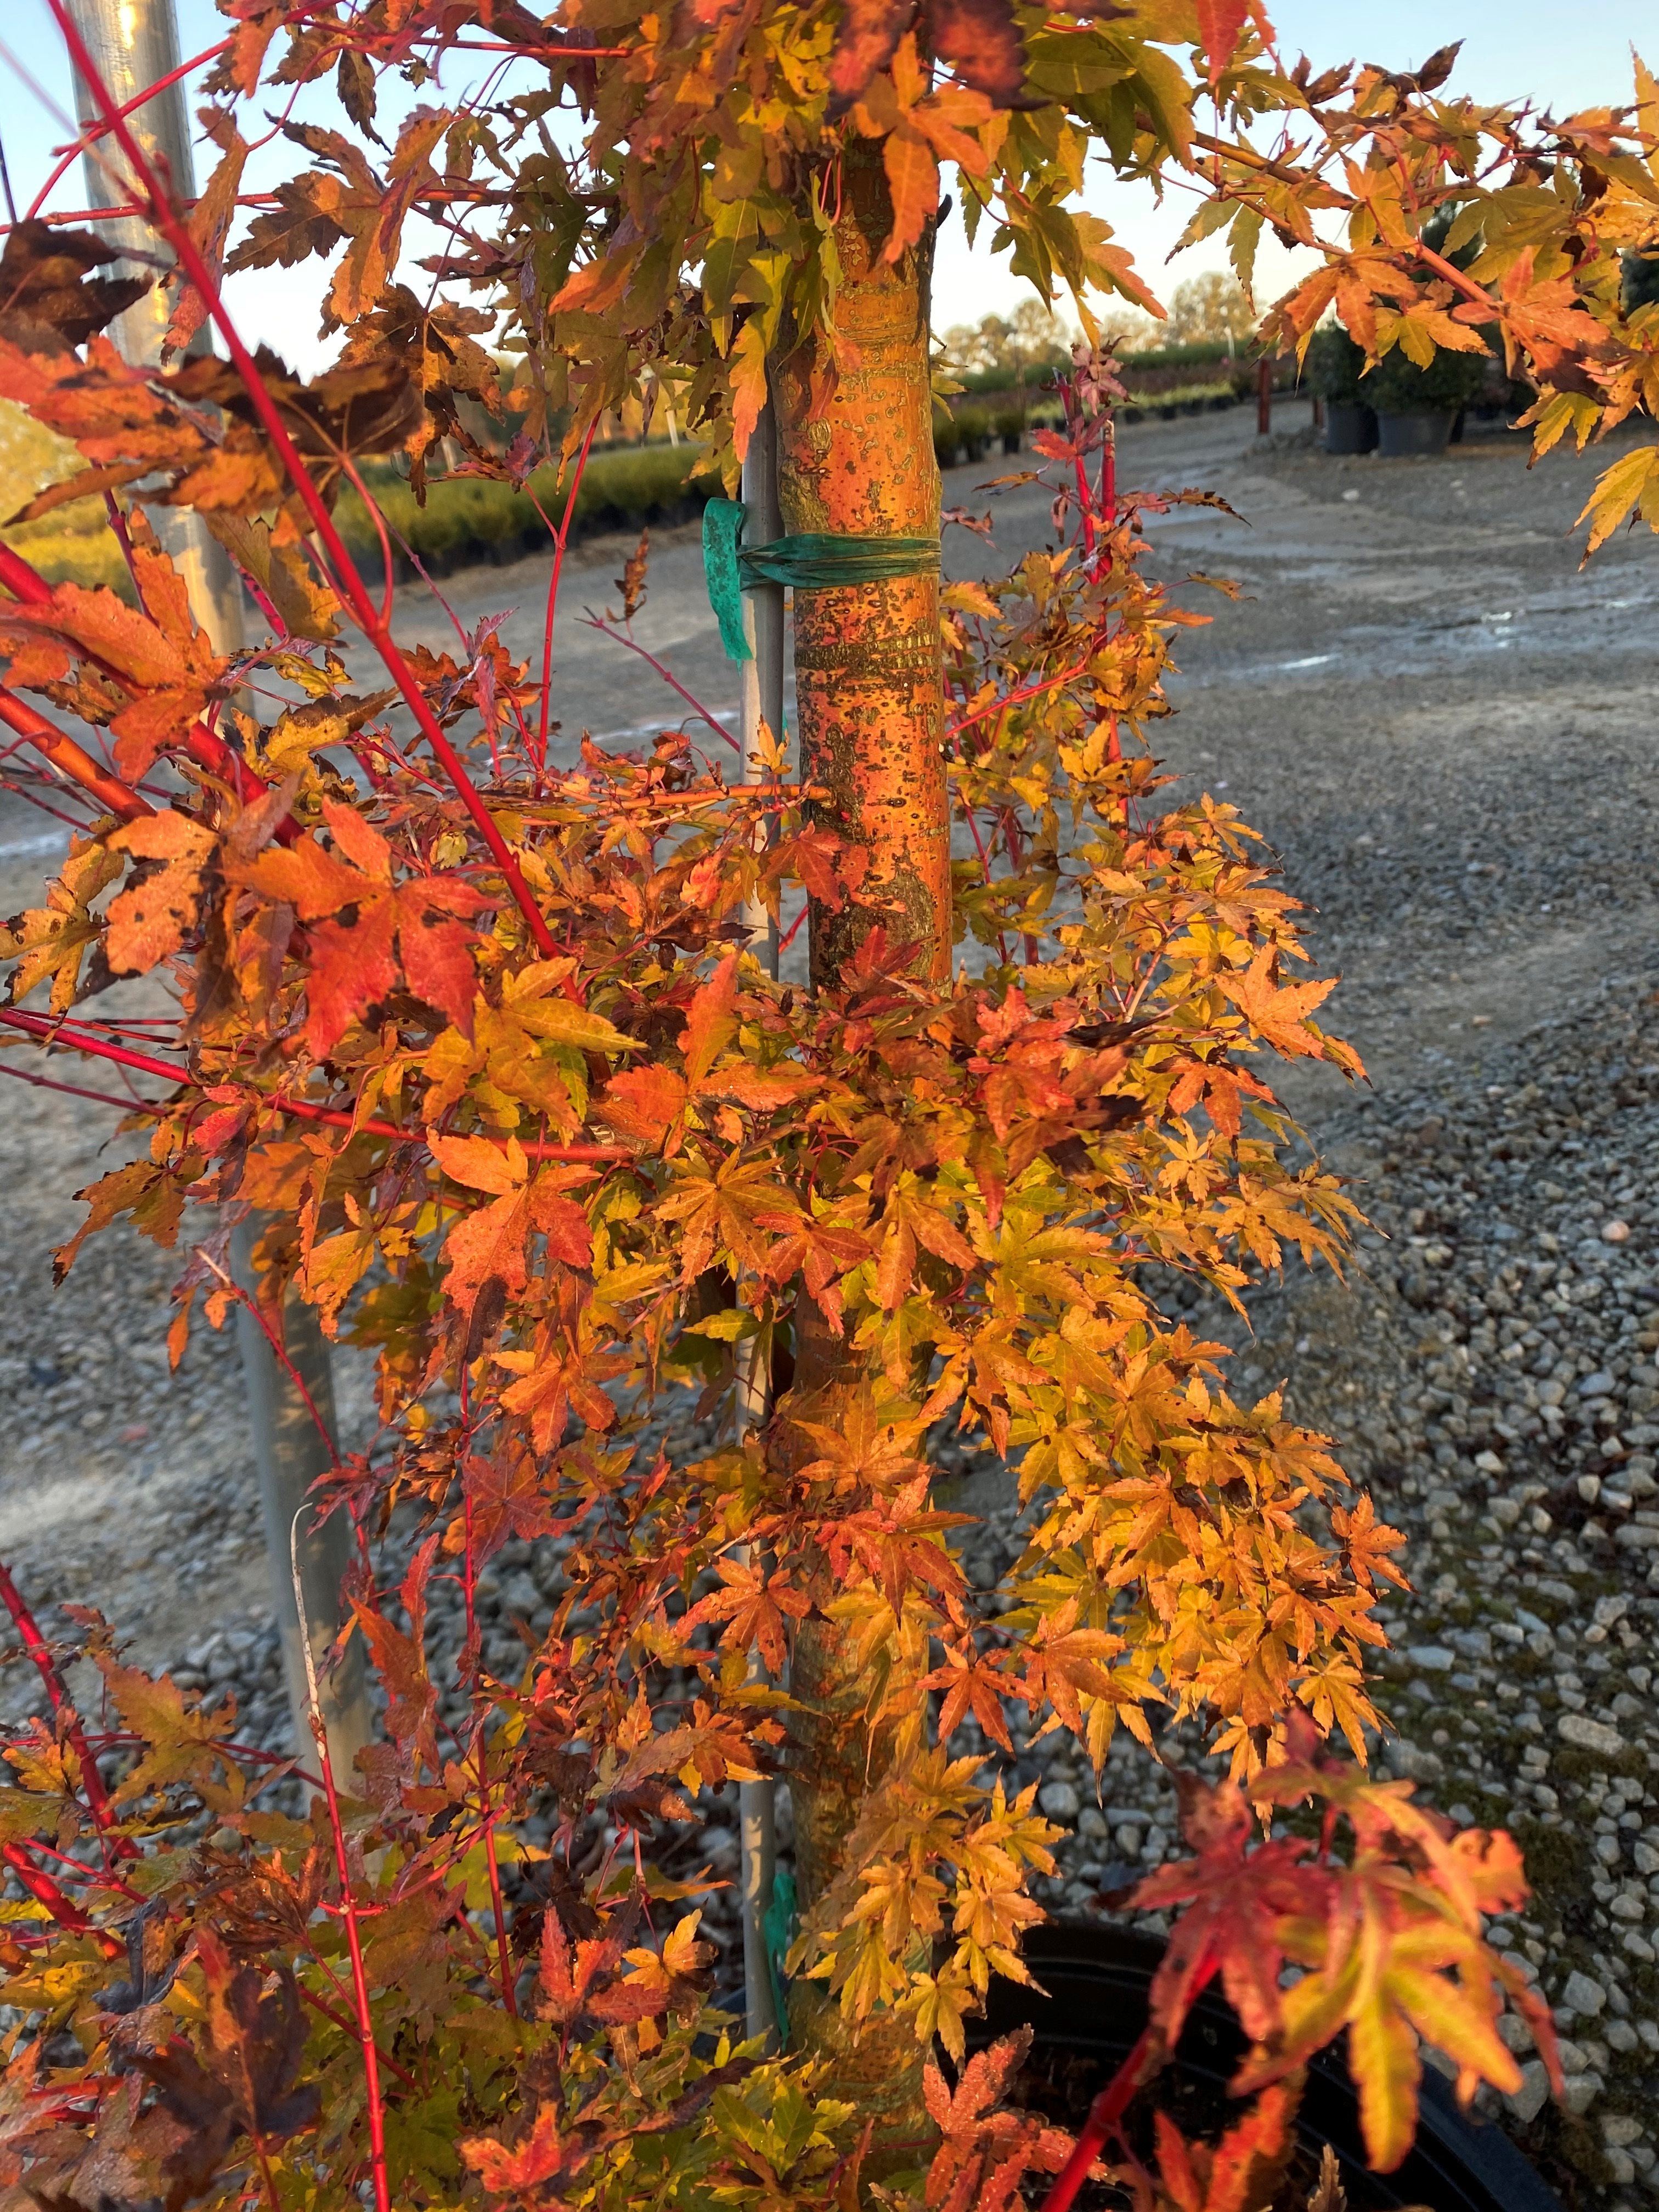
[
  {"left": 102, "top": 493, "right": 145, "bottom": 605},
  {"left": 0, "top": 543, "right": 53, "bottom": 606},
  {"left": 25, "top": 38, "right": 232, "bottom": 221},
  {"left": 45, "top": 0, "right": 556, "bottom": 958},
  {"left": 1, "top": 538, "right": 268, "bottom": 805},
  {"left": 1037, "top": 1960, "right": 1218, "bottom": 2212},
  {"left": 0, "top": 1058, "right": 149, "bottom": 1113},
  {"left": 0, "top": 1559, "right": 126, "bottom": 1850},
  {"left": 1074, "top": 442, "right": 1096, "bottom": 558},
  {"left": 0, "top": 1006, "right": 630, "bottom": 1161},
  {"left": 946, "top": 656, "right": 1091, "bottom": 743},
  {"left": 0, "top": 686, "right": 151, "bottom": 822},
  {"left": 1, "top": 1842, "right": 123, "bottom": 1957},
  {"left": 196, "top": 1252, "right": 341, "bottom": 1469},
  {"left": 580, "top": 614, "right": 740, "bottom": 754},
  {"left": 309, "top": 1714, "right": 391, "bottom": 2212},
  {"left": 535, "top": 419, "right": 599, "bottom": 773},
  {"left": 299, "top": 1983, "right": 419, "bottom": 2091},
  {"left": 456, "top": 1487, "right": 518, "bottom": 2017}
]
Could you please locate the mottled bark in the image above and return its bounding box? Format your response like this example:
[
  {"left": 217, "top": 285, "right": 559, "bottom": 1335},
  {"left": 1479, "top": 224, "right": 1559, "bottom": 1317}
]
[
  {"left": 783, "top": 1303, "right": 933, "bottom": 2155},
  {"left": 773, "top": 142, "right": 950, "bottom": 2152},
  {"left": 774, "top": 142, "right": 950, "bottom": 991}
]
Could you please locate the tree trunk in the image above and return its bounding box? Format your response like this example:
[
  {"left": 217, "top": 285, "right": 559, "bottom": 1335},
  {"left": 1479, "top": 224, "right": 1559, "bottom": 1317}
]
[
  {"left": 774, "top": 143, "right": 949, "bottom": 991},
  {"left": 772, "top": 140, "right": 947, "bottom": 2148}
]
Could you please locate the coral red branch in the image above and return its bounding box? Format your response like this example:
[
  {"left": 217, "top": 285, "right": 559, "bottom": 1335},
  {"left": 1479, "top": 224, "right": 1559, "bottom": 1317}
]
[
  {"left": 536, "top": 417, "right": 598, "bottom": 770},
  {"left": 1, "top": 539, "right": 268, "bottom": 805},
  {"left": 581, "top": 615, "right": 740, "bottom": 755},
  {"left": 947, "top": 656, "right": 1091, "bottom": 742},
  {"left": 298, "top": 1984, "right": 419, "bottom": 2091},
  {"left": 0, "top": 1008, "right": 628, "bottom": 1162},
  {"left": 1, "top": 1842, "right": 123, "bottom": 1956},
  {"left": 0, "top": 687, "right": 151, "bottom": 822},
  {"left": 43, "top": 0, "right": 558, "bottom": 960},
  {"left": 0, "top": 1560, "right": 127, "bottom": 1852},
  {"left": 1037, "top": 1958, "right": 1218, "bottom": 2212},
  {"left": 25, "top": 38, "right": 232, "bottom": 222},
  {"left": 0, "top": 544, "right": 53, "bottom": 607},
  {"left": 0, "top": 1058, "right": 144, "bottom": 1113},
  {"left": 199, "top": 1252, "right": 341, "bottom": 1466},
  {"left": 311, "top": 1717, "right": 391, "bottom": 2212}
]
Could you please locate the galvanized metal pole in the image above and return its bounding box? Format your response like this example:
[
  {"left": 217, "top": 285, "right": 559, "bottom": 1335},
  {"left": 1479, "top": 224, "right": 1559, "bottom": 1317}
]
[
  {"left": 62, "top": 0, "right": 243, "bottom": 654},
  {"left": 230, "top": 1224, "right": 369, "bottom": 1784},
  {"left": 61, "top": 0, "right": 369, "bottom": 1782},
  {"left": 735, "top": 403, "right": 784, "bottom": 2044}
]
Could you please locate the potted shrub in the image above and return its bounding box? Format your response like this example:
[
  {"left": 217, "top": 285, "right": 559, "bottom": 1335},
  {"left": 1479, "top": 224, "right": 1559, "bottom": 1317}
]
[
  {"left": 992, "top": 401, "right": 1025, "bottom": 454},
  {"left": 1367, "top": 342, "right": 1490, "bottom": 457},
  {"left": 934, "top": 404, "right": 964, "bottom": 470},
  {"left": 955, "top": 403, "right": 993, "bottom": 460},
  {"left": 1307, "top": 324, "right": 1377, "bottom": 453}
]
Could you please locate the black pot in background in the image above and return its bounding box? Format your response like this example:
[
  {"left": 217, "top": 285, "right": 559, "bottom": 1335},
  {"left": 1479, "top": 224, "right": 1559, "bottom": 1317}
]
[
  {"left": 969, "top": 1925, "right": 1564, "bottom": 2212},
  {"left": 1376, "top": 409, "right": 1455, "bottom": 458},
  {"left": 1324, "top": 400, "right": 1378, "bottom": 455}
]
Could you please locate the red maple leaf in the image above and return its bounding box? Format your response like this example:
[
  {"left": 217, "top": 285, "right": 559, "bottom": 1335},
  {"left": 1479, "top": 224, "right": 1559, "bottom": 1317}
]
[{"left": 230, "top": 800, "right": 488, "bottom": 1052}]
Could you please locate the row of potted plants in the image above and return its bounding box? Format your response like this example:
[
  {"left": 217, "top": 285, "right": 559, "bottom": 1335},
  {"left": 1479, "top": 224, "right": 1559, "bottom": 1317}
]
[
  {"left": 1304, "top": 325, "right": 1505, "bottom": 457},
  {"left": 933, "top": 380, "right": 1252, "bottom": 467}
]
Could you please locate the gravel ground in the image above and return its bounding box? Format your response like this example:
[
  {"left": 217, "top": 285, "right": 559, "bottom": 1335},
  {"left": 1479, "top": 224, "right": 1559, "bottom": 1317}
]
[{"left": 4, "top": 397, "right": 1659, "bottom": 2200}]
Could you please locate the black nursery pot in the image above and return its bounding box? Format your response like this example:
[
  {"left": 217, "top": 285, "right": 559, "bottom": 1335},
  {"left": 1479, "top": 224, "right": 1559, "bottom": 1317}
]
[
  {"left": 1376, "top": 408, "right": 1455, "bottom": 458},
  {"left": 1324, "top": 400, "right": 1378, "bottom": 455},
  {"left": 969, "top": 1926, "right": 1564, "bottom": 2212}
]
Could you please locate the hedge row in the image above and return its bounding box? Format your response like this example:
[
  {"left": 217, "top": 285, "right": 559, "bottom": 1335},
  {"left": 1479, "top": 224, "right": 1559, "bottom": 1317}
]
[
  {"left": 7, "top": 510, "right": 131, "bottom": 596},
  {"left": 336, "top": 443, "right": 720, "bottom": 577},
  {"left": 9, "top": 369, "right": 1282, "bottom": 599},
  {"left": 949, "top": 339, "right": 1255, "bottom": 399}
]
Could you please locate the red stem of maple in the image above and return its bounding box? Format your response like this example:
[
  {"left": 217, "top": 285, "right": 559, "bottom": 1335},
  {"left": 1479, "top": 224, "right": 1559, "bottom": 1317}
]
[
  {"left": 1, "top": 535, "right": 267, "bottom": 804},
  {"left": 309, "top": 1713, "right": 391, "bottom": 2212},
  {"left": 946, "top": 656, "right": 1092, "bottom": 744},
  {"left": 535, "top": 416, "right": 598, "bottom": 774},
  {"left": 1, "top": 1841, "right": 123, "bottom": 1956},
  {"left": 102, "top": 492, "right": 145, "bottom": 605},
  {"left": 25, "top": 37, "right": 232, "bottom": 221},
  {"left": 300, "top": 1983, "right": 420, "bottom": 2091},
  {"left": 43, "top": 0, "right": 558, "bottom": 961},
  {"left": 0, "top": 1007, "right": 629, "bottom": 1161},
  {"left": 0, "top": 1058, "right": 143, "bottom": 1112},
  {"left": 30, "top": 1835, "right": 144, "bottom": 1899},
  {"left": 582, "top": 614, "right": 740, "bottom": 755},
  {"left": 202, "top": 1254, "right": 342, "bottom": 1470},
  {"left": 0, "top": 1559, "right": 128, "bottom": 1853},
  {"left": 0, "top": 685, "right": 152, "bottom": 822},
  {"left": 1413, "top": 240, "right": 1497, "bottom": 315},
  {"left": 1037, "top": 1958, "right": 1219, "bottom": 2212},
  {"left": 0, "top": 543, "right": 53, "bottom": 607}
]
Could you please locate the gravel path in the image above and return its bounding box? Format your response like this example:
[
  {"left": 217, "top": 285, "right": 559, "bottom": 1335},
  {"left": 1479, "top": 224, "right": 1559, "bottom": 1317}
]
[{"left": 4, "top": 397, "right": 1658, "bottom": 2200}]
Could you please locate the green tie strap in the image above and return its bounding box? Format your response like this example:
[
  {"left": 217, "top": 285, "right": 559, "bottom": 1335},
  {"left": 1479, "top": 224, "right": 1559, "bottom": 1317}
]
[
  {"left": 702, "top": 496, "right": 940, "bottom": 662},
  {"left": 702, "top": 496, "right": 752, "bottom": 661}
]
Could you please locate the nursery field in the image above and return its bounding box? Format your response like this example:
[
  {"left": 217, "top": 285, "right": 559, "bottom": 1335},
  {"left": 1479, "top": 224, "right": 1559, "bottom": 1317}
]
[{"left": 4, "top": 394, "right": 1659, "bottom": 2204}]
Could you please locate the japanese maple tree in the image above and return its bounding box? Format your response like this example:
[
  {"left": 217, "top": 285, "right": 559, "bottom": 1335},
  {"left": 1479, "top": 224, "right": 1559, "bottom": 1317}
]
[{"left": 2, "top": 3, "right": 1655, "bottom": 2207}]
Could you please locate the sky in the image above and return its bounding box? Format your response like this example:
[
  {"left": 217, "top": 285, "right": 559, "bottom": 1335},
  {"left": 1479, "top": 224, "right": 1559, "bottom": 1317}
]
[{"left": 0, "top": 0, "right": 1649, "bottom": 370}]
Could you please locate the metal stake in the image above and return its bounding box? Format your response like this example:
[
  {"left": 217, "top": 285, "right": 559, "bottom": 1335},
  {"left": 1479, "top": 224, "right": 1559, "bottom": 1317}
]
[
  {"left": 232, "top": 1228, "right": 370, "bottom": 1785},
  {"left": 63, "top": 0, "right": 244, "bottom": 654},
  {"left": 61, "top": 0, "right": 367, "bottom": 1779},
  {"left": 735, "top": 403, "right": 785, "bottom": 2045}
]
